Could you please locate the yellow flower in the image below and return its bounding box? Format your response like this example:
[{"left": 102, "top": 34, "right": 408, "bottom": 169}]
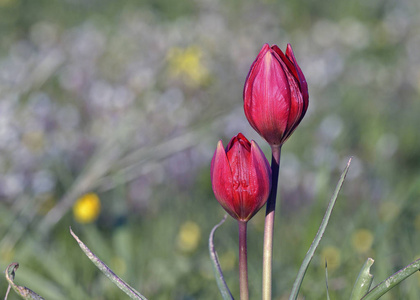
[
  {"left": 73, "top": 193, "right": 101, "bottom": 224},
  {"left": 177, "top": 221, "right": 201, "bottom": 253},
  {"left": 352, "top": 228, "right": 374, "bottom": 253},
  {"left": 321, "top": 246, "right": 341, "bottom": 271},
  {"left": 167, "top": 46, "right": 209, "bottom": 87}
]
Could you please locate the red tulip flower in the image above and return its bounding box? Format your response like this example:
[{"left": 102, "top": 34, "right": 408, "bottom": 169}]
[
  {"left": 210, "top": 133, "right": 271, "bottom": 222},
  {"left": 243, "top": 43, "right": 309, "bottom": 147}
]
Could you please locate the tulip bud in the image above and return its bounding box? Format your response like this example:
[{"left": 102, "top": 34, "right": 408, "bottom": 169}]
[
  {"left": 210, "top": 133, "right": 271, "bottom": 222},
  {"left": 243, "top": 43, "right": 309, "bottom": 147}
]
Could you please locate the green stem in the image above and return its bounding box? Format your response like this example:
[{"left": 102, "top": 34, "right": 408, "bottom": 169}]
[
  {"left": 239, "top": 221, "right": 249, "bottom": 300},
  {"left": 262, "top": 145, "right": 281, "bottom": 300}
]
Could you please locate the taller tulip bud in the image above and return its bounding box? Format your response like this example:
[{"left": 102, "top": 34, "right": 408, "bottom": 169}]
[
  {"left": 243, "top": 43, "right": 309, "bottom": 147},
  {"left": 210, "top": 133, "right": 271, "bottom": 222}
]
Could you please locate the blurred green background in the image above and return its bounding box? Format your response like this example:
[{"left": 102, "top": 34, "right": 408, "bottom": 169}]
[{"left": 0, "top": 0, "right": 420, "bottom": 299}]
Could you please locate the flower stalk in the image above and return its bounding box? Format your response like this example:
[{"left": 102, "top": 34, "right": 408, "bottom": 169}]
[
  {"left": 238, "top": 221, "right": 249, "bottom": 300},
  {"left": 262, "top": 146, "right": 281, "bottom": 300}
]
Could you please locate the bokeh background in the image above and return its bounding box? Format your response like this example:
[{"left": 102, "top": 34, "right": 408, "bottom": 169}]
[{"left": 0, "top": 0, "right": 420, "bottom": 299}]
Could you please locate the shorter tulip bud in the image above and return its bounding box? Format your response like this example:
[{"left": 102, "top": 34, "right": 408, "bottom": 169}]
[
  {"left": 243, "top": 43, "right": 309, "bottom": 147},
  {"left": 210, "top": 133, "right": 271, "bottom": 222}
]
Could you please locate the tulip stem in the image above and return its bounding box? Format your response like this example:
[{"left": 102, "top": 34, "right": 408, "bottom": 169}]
[
  {"left": 238, "top": 221, "right": 249, "bottom": 300},
  {"left": 262, "top": 145, "right": 281, "bottom": 300}
]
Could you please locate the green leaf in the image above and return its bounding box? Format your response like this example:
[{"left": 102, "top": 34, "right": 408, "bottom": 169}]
[
  {"left": 4, "top": 262, "right": 45, "bottom": 300},
  {"left": 325, "top": 261, "right": 331, "bottom": 300},
  {"left": 209, "top": 215, "right": 234, "bottom": 300},
  {"left": 349, "top": 258, "right": 374, "bottom": 300},
  {"left": 289, "top": 158, "right": 352, "bottom": 300},
  {"left": 362, "top": 257, "right": 420, "bottom": 300},
  {"left": 70, "top": 227, "right": 147, "bottom": 300}
]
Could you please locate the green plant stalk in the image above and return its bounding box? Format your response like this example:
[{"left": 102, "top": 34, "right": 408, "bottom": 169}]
[
  {"left": 349, "top": 258, "right": 374, "bottom": 300},
  {"left": 362, "top": 257, "right": 420, "bottom": 300},
  {"left": 289, "top": 158, "right": 352, "bottom": 300},
  {"left": 262, "top": 145, "right": 281, "bottom": 300},
  {"left": 239, "top": 221, "right": 249, "bottom": 300}
]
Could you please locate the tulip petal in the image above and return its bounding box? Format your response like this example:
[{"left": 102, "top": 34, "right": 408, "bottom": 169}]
[
  {"left": 211, "top": 141, "right": 237, "bottom": 219},
  {"left": 227, "top": 137, "right": 252, "bottom": 219},
  {"left": 211, "top": 134, "right": 272, "bottom": 222},
  {"left": 272, "top": 44, "right": 298, "bottom": 81},
  {"left": 286, "top": 44, "right": 309, "bottom": 108},
  {"left": 243, "top": 44, "right": 270, "bottom": 96},
  {"left": 283, "top": 44, "right": 309, "bottom": 138},
  {"left": 244, "top": 43, "right": 309, "bottom": 146},
  {"left": 244, "top": 46, "right": 291, "bottom": 146},
  {"left": 284, "top": 71, "right": 304, "bottom": 137}
]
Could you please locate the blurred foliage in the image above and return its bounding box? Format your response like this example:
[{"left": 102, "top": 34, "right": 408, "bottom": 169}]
[{"left": 0, "top": 0, "right": 420, "bottom": 299}]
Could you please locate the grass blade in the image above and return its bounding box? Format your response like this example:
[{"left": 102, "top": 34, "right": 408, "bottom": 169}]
[
  {"left": 70, "top": 227, "right": 147, "bottom": 300},
  {"left": 349, "top": 258, "right": 374, "bottom": 300},
  {"left": 5, "top": 262, "right": 45, "bottom": 300},
  {"left": 289, "top": 158, "right": 352, "bottom": 300},
  {"left": 209, "top": 215, "right": 234, "bottom": 300},
  {"left": 325, "top": 261, "right": 330, "bottom": 300},
  {"left": 362, "top": 257, "right": 420, "bottom": 300}
]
